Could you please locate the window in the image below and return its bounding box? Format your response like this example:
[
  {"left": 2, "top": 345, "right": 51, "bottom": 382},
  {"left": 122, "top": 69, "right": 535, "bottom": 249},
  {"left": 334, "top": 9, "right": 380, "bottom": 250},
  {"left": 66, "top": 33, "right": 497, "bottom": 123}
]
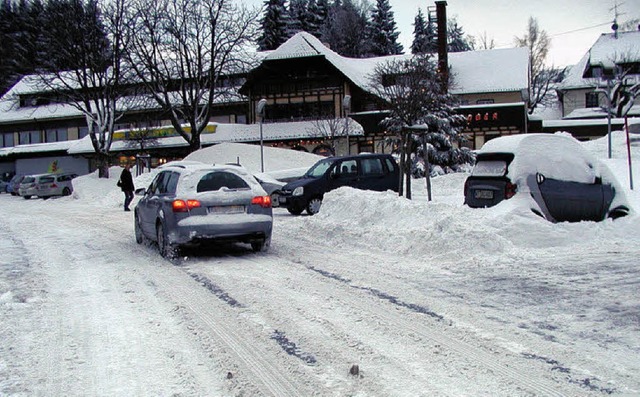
[
  {"left": 165, "top": 172, "right": 180, "bottom": 194},
  {"left": 150, "top": 171, "right": 171, "bottom": 195},
  {"left": 585, "top": 92, "right": 599, "bottom": 108},
  {"left": 19, "top": 131, "right": 42, "bottom": 145},
  {"left": 1, "top": 133, "right": 15, "bottom": 148},
  {"left": 476, "top": 99, "right": 495, "bottom": 105},
  {"left": 79, "top": 127, "right": 89, "bottom": 138},
  {"left": 361, "top": 158, "right": 384, "bottom": 175},
  {"left": 197, "top": 172, "right": 249, "bottom": 192},
  {"left": 46, "top": 128, "right": 68, "bottom": 143},
  {"left": 335, "top": 159, "right": 358, "bottom": 176}
]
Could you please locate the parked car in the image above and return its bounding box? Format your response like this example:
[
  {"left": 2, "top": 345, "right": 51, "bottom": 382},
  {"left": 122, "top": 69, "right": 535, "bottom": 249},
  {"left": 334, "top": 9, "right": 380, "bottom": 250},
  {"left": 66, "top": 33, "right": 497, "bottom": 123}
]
[
  {"left": 36, "top": 172, "right": 78, "bottom": 198},
  {"left": 254, "top": 173, "right": 286, "bottom": 208},
  {"left": 0, "top": 178, "right": 8, "bottom": 193},
  {"left": 18, "top": 174, "right": 52, "bottom": 199},
  {"left": 134, "top": 161, "right": 273, "bottom": 257},
  {"left": 8, "top": 175, "right": 25, "bottom": 196},
  {"left": 464, "top": 133, "right": 629, "bottom": 222},
  {"left": 278, "top": 153, "right": 400, "bottom": 215}
]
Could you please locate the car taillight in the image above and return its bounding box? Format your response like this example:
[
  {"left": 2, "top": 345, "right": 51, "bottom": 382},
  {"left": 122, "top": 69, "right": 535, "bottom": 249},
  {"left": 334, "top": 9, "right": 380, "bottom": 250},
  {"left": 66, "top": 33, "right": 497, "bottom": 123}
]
[
  {"left": 251, "top": 195, "right": 272, "bottom": 208},
  {"left": 172, "top": 199, "right": 201, "bottom": 212},
  {"left": 505, "top": 182, "right": 517, "bottom": 199}
]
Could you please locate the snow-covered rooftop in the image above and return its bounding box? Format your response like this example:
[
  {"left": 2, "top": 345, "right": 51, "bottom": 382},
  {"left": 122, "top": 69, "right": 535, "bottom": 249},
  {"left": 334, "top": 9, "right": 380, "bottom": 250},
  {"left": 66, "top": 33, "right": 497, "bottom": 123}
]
[
  {"left": 66, "top": 120, "right": 364, "bottom": 155},
  {"left": 262, "top": 32, "right": 529, "bottom": 96},
  {"left": 558, "top": 31, "right": 640, "bottom": 90}
]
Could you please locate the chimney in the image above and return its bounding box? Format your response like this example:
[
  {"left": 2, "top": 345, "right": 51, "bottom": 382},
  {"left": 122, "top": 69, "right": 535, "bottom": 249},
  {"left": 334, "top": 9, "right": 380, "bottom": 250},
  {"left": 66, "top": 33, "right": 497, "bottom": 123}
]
[{"left": 435, "top": 1, "right": 448, "bottom": 90}]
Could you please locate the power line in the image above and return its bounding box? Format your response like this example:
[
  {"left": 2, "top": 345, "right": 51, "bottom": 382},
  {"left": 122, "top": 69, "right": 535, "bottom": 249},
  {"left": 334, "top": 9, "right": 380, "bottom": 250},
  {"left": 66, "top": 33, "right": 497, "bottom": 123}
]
[{"left": 551, "top": 21, "right": 613, "bottom": 37}]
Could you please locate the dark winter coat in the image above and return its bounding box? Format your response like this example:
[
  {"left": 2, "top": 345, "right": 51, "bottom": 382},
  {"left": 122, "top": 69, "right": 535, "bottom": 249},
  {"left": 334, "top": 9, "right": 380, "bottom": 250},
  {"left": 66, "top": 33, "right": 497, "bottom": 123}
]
[{"left": 118, "top": 168, "right": 135, "bottom": 192}]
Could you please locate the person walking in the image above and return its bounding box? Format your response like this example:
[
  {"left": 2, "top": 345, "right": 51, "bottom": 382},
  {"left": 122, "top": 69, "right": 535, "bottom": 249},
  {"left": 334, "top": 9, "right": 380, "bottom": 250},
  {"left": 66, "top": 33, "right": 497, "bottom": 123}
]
[{"left": 118, "top": 164, "right": 135, "bottom": 211}]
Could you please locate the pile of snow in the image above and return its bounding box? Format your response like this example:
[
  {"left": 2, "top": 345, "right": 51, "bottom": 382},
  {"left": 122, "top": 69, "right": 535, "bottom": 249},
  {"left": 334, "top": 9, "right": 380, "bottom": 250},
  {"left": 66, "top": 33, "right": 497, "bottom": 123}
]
[
  {"left": 184, "top": 142, "right": 322, "bottom": 176},
  {"left": 71, "top": 166, "right": 155, "bottom": 209},
  {"left": 283, "top": 131, "right": 640, "bottom": 263}
]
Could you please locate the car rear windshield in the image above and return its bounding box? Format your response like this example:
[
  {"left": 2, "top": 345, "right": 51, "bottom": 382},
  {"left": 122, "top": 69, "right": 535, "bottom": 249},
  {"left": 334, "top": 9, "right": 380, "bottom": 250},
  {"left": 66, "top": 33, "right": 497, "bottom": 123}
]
[
  {"left": 196, "top": 171, "right": 250, "bottom": 192},
  {"left": 472, "top": 160, "right": 507, "bottom": 177}
]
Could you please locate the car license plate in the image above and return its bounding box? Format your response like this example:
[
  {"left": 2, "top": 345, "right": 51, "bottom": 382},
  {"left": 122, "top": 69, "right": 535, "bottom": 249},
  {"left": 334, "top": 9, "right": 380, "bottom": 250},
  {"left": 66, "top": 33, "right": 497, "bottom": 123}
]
[
  {"left": 208, "top": 205, "right": 245, "bottom": 214},
  {"left": 474, "top": 189, "right": 494, "bottom": 200}
]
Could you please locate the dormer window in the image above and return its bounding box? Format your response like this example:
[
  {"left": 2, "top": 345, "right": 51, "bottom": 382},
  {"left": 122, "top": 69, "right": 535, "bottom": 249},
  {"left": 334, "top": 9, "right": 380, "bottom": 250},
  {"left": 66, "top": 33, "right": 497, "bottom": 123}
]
[{"left": 19, "top": 95, "right": 51, "bottom": 108}]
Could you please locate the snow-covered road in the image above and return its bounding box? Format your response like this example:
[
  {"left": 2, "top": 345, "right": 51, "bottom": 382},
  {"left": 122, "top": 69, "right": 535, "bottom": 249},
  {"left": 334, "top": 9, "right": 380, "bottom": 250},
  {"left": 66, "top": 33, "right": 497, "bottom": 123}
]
[{"left": 2, "top": 175, "right": 639, "bottom": 396}]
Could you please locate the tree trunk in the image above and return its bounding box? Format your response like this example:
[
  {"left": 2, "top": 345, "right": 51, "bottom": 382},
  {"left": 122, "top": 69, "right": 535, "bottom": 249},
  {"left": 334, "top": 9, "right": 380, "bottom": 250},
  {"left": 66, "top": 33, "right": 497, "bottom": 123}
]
[
  {"left": 398, "top": 133, "right": 405, "bottom": 197},
  {"left": 96, "top": 153, "right": 110, "bottom": 178}
]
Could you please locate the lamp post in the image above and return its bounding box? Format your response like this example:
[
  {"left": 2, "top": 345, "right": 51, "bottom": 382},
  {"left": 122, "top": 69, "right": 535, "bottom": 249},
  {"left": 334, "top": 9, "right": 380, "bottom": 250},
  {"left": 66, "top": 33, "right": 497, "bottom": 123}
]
[
  {"left": 595, "top": 81, "right": 613, "bottom": 159},
  {"left": 256, "top": 98, "right": 267, "bottom": 172},
  {"left": 343, "top": 95, "right": 351, "bottom": 155}
]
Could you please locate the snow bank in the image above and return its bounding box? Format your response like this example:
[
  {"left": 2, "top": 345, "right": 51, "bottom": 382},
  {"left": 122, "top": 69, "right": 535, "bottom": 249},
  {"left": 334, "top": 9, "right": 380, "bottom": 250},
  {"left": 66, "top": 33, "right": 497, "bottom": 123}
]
[{"left": 184, "top": 142, "right": 322, "bottom": 175}]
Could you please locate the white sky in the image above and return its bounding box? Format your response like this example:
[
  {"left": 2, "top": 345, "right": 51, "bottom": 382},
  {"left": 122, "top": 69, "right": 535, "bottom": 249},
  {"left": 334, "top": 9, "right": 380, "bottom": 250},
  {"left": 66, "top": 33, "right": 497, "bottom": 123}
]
[{"left": 244, "top": 0, "right": 640, "bottom": 67}]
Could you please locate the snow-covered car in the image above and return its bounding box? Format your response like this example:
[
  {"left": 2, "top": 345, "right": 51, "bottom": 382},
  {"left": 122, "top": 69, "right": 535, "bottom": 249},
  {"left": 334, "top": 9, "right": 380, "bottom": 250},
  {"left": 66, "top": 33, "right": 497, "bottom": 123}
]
[
  {"left": 464, "top": 133, "right": 629, "bottom": 222},
  {"left": 36, "top": 172, "right": 78, "bottom": 198},
  {"left": 134, "top": 161, "right": 273, "bottom": 257}
]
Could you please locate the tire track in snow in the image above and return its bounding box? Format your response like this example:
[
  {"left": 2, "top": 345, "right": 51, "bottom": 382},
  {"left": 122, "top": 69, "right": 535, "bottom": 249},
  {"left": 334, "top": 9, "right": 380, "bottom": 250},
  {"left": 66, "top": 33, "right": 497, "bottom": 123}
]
[
  {"left": 61, "top": 208, "right": 316, "bottom": 396},
  {"left": 150, "top": 269, "right": 314, "bottom": 397},
  {"left": 255, "top": 243, "right": 574, "bottom": 396}
]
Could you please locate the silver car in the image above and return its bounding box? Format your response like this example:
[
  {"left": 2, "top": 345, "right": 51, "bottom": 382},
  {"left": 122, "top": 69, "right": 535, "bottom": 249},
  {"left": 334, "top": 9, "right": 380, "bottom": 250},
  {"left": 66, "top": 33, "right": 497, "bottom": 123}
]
[
  {"left": 36, "top": 173, "right": 78, "bottom": 198},
  {"left": 18, "top": 174, "right": 51, "bottom": 199},
  {"left": 134, "top": 161, "right": 274, "bottom": 257}
]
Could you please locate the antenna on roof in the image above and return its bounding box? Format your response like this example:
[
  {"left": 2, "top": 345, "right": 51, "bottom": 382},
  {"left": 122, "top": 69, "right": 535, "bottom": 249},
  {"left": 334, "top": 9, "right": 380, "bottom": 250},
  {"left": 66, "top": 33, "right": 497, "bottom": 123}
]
[{"left": 610, "top": 0, "right": 625, "bottom": 38}]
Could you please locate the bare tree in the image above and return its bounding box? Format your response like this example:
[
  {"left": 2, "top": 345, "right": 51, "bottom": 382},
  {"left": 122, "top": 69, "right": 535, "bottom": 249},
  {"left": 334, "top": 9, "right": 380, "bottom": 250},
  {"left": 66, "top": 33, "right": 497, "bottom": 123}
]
[
  {"left": 370, "top": 55, "right": 471, "bottom": 200},
  {"left": 476, "top": 31, "right": 495, "bottom": 50},
  {"left": 125, "top": 0, "right": 260, "bottom": 153},
  {"left": 33, "top": 0, "right": 130, "bottom": 177},
  {"left": 515, "top": 17, "right": 561, "bottom": 114},
  {"left": 307, "top": 117, "right": 358, "bottom": 155}
]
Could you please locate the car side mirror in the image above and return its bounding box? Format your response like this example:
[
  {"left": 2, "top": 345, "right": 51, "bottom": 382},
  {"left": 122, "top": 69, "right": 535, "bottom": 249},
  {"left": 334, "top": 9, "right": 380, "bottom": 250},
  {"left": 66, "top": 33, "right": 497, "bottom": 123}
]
[
  {"left": 135, "top": 187, "right": 146, "bottom": 196},
  {"left": 536, "top": 173, "right": 546, "bottom": 185}
]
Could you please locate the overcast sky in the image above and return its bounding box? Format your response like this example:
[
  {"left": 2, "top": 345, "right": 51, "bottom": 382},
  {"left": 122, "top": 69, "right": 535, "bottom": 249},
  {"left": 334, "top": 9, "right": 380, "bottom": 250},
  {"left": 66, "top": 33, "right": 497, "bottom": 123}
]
[{"left": 244, "top": 0, "right": 640, "bottom": 67}]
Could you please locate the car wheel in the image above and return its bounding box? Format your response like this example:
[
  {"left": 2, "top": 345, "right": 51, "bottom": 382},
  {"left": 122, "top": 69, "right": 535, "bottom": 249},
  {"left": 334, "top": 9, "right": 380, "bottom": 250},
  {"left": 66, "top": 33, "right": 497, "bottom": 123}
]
[
  {"left": 251, "top": 237, "right": 270, "bottom": 252},
  {"left": 287, "top": 206, "right": 303, "bottom": 215},
  {"left": 306, "top": 197, "right": 322, "bottom": 215},
  {"left": 135, "top": 214, "right": 145, "bottom": 244},
  {"left": 156, "top": 221, "right": 176, "bottom": 258},
  {"left": 608, "top": 205, "right": 629, "bottom": 220},
  {"left": 62, "top": 187, "right": 71, "bottom": 196},
  {"left": 24, "top": 195, "right": 31, "bottom": 200}
]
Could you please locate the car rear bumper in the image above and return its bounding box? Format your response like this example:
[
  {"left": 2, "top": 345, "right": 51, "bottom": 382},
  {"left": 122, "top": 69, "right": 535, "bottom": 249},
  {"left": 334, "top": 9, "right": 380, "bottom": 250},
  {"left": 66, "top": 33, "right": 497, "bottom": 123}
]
[{"left": 172, "top": 214, "right": 273, "bottom": 245}]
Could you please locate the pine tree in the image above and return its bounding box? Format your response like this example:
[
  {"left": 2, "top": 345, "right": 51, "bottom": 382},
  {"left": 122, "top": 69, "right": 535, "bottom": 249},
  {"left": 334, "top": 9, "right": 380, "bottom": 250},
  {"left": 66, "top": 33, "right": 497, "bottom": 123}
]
[
  {"left": 0, "top": 0, "right": 18, "bottom": 94},
  {"left": 447, "top": 19, "right": 473, "bottom": 52},
  {"left": 257, "top": 0, "right": 291, "bottom": 51},
  {"left": 367, "top": 0, "right": 402, "bottom": 56},
  {"left": 289, "top": 0, "right": 308, "bottom": 34},
  {"left": 321, "top": 0, "right": 369, "bottom": 58},
  {"left": 307, "top": 0, "right": 328, "bottom": 38},
  {"left": 411, "top": 8, "right": 427, "bottom": 54}
]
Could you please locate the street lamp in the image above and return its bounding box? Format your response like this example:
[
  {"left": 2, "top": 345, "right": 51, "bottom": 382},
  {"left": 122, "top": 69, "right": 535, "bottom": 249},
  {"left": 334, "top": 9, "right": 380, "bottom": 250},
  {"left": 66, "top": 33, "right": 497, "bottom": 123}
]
[
  {"left": 256, "top": 98, "right": 267, "bottom": 172},
  {"left": 595, "top": 81, "right": 613, "bottom": 159},
  {"left": 343, "top": 95, "right": 351, "bottom": 155}
]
